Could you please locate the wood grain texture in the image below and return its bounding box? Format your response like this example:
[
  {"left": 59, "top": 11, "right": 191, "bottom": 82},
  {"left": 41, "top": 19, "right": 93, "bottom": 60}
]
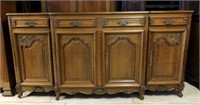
[
  {"left": 77, "top": 0, "right": 111, "bottom": 12},
  {"left": 0, "top": 1, "right": 16, "bottom": 96},
  {"left": 50, "top": 13, "right": 148, "bottom": 100},
  {"left": 147, "top": 30, "right": 186, "bottom": 83},
  {"left": 147, "top": 12, "right": 192, "bottom": 97},
  {"left": 46, "top": 0, "right": 112, "bottom": 12},
  {"left": 57, "top": 33, "right": 96, "bottom": 88},
  {"left": 46, "top": 0, "right": 76, "bottom": 12},
  {"left": 102, "top": 31, "right": 144, "bottom": 88},
  {"left": 7, "top": 11, "right": 192, "bottom": 100},
  {"left": 8, "top": 15, "right": 53, "bottom": 98}
]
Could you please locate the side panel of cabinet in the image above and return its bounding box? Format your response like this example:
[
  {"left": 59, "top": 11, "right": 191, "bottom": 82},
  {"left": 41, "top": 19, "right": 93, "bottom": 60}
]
[
  {"left": 102, "top": 30, "right": 144, "bottom": 90},
  {"left": 147, "top": 29, "right": 187, "bottom": 86},
  {"left": 0, "top": 1, "right": 16, "bottom": 96},
  {"left": 0, "top": 18, "right": 9, "bottom": 89},
  {"left": 55, "top": 31, "right": 96, "bottom": 89},
  {"left": 12, "top": 30, "right": 53, "bottom": 88}
]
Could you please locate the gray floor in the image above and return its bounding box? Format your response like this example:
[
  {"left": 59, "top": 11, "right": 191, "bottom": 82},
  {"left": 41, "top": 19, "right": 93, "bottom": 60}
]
[{"left": 0, "top": 82, "right": 199, "bottom": 105}]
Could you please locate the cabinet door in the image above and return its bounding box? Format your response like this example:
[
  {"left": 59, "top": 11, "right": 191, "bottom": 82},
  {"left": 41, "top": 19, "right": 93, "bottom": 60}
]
[
  {"left": 55, "top": 31, "right": 96, "bottom": 88},
  {"left": 13, "top": 31, "right": 53, "bottom": 87},
  {"left": 102, "top": 31, "right": 144, "bottom": 88},
  {"left": 147, "top": 29, "right": 187, "bottom": 85}
]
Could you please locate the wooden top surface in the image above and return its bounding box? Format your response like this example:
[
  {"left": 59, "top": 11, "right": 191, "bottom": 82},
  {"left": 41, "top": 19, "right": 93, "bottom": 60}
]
[{"left": 6, "top": 10, "right": 193, "bottom": 16}]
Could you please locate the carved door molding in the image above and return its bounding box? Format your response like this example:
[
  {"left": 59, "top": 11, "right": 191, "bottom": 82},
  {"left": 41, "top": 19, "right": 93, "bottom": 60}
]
[
  {"left": 147, "top": 29, "right": 187, "bottom": 84},
  {"left": 102, "top": 30, "right": 145, "bottom": 90},
  {"left": 13, "top": 32, "right": 53, "bottom": 86},
  {"left": 54, "top": 31, "right": 97, "bottom": 89}
]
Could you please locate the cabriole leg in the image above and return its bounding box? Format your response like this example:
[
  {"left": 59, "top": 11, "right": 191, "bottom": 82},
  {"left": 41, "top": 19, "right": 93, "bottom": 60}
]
[
  {"left": 139, "top": 85, "right": 145, "bottom": 100},
  {"left": 54, "top": 87, "right": 60, "bottom": 100},
  {"left": 177, "top": 82, "right": 184, "bottom": 97},
  {"left": 16, "top": 83, "right": 23, "bottom": 98}
]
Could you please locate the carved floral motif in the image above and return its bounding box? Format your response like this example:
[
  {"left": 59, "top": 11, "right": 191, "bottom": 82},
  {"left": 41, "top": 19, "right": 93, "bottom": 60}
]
[
  {"left": 94, "top": 88, "right": 105, "bottom": 95},
  {"left": 18, "top": 35, "right": 45, "bottom": 48},
  {"left": 154, "top": 33, "right": 180, "bottom": 46},
  {"left": 109, "top": 36, "right": 136, "bottom": 47},
  {"left": 61, "top": 37, "right": 90, "bottom": 48},
  {"left": 33, "top": 86, "right": 44, "bottom": 92}
]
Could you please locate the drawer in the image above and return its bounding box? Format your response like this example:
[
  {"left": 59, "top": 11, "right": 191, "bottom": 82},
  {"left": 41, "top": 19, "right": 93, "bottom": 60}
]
[
  {"left": 102, "top": 17, "right": 145, "bottom": 27},
  {"left": 12, "top": 19, "right": 49, "bottom": 28},
  {"left": 150, "top": 17, "right": 188, "bottom": 26},
  {"left": 54, "top": 18, "right": 96, "bottom": 28}
]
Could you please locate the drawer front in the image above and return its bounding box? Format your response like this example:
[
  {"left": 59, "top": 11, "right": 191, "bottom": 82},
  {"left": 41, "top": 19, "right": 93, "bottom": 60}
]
[
  {"left": 12, "top": 19, "right": 49, "bottom": 28},
  {"left": 150, "top": 17, "right": 188, "bottom": 26},
  {"left": 54, "top": 18, "right": 96, "bottom": 28},
  {"left": 102, "top": 17, "right": 145, "bottom": 27}
]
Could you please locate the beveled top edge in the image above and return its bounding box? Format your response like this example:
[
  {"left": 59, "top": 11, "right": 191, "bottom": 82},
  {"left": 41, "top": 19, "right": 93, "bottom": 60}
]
[
  {"left": 6, "top": 12, "right": 148, "bottom": 16},
  {"left": 49, "top": 11, "right": 149, "bottom": 15},
  {"left": 6, "top": 10, "right": 193, "bottom": 16},
  {"left": 149, "top": 10, "right": 193, "bottom": 13},
  {"left": 6, "top": 13, "right": 49, "bottom": 16}
]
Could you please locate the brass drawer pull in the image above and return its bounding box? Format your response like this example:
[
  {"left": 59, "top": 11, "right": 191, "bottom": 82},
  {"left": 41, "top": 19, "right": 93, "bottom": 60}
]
[
  {"left": 25, "top": 21, "right": 37, "bottom": 27},
  {"left": 70, "top": 21, "right": 80, "bottom": 27},
  {"left": 118, "top": 19, "right": 129, "bottom": 26},
  {"left": 103, "top": 18, "right": 108, "bottom": 26},
  {"left": 163, "top": 18, "right": 174, "bottom": 25}
]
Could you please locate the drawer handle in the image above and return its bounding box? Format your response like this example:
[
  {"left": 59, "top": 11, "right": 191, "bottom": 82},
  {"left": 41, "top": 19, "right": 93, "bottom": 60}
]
[
  {"left": 70, "top": 21, "right": 80, "bottom": 27},
  {"left": 163, "top": 18, "right": 174, "bottom": 25},
  {"left": 25, "top": 21, "right": 37, "bottom": 27},
  {"left": 118, "top": 19, "right": 129, "bottom": 26}
]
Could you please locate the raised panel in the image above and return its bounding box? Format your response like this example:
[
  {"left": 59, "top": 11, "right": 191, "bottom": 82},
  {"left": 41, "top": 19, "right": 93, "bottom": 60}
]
[
  {"left": 149, "top": 17, "right": 188, "bottom": 26},
  {"left": 54, "top": 18, "right": 96, "bottom": 28},
  {"left": 147, "top": 30, "right": 186, "bottom": 84},
  {"left": 16, "top": 34, "right": 52, "bottom": 85},
  {"left": 103, "top": 31, "right": 144, "bottom": 87},
  {"left": 102, "top": 17, "right": 145, "bottom": 27},
  {"left": 56, "top": 32, "right": 96, "bottom": 88},
  {"left": 62, "top": 37, "right": 90, "bottom": 81},
  {"left": 10, "top": 16, "right": 49, "bottom": 28},
  {"left": 109, "top": 37, "right": 136, "bottom": 80},
  {"left": 152, "top": 38, "right": 178, "bottom": 78},
  {"left": 23, "top": 41, "right": 46, "bottom": 79},
  {"left": 12, "top": 19, "right": 49, "bottom": 28}
]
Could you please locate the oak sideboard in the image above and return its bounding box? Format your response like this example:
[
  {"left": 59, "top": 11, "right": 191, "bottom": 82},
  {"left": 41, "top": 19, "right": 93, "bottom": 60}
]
[{"left": 7, "top": 11, "right": 193, "bottom": 100}]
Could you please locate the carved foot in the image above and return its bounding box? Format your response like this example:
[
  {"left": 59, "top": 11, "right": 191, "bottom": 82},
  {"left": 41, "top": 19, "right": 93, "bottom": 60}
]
[
  {"left": 54, "top": 87, "right": 60, "bottom": 101},
  {"left": 56, "top": 94, "right": 60, "bottom": 101},
  {"left": 2, "top": 88, "right": 12, "bottom": 96},
  {"left": 177, "top": 90, "right": 183, "bottom": 97},
  {"left": 139, "top": 85, "right": 145, "bottom": 100},
  {"left": 139, "top": 92, "right": 144, "bottom": 100},
  {"left": 176, "top": 82, "right": 184, "bottom": 97},
  {"left": 16, "top": 83, "right": 23, "bottom": 98},
  {"left": 18, "top": 91, "right": 23, "bottom": 98}
]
